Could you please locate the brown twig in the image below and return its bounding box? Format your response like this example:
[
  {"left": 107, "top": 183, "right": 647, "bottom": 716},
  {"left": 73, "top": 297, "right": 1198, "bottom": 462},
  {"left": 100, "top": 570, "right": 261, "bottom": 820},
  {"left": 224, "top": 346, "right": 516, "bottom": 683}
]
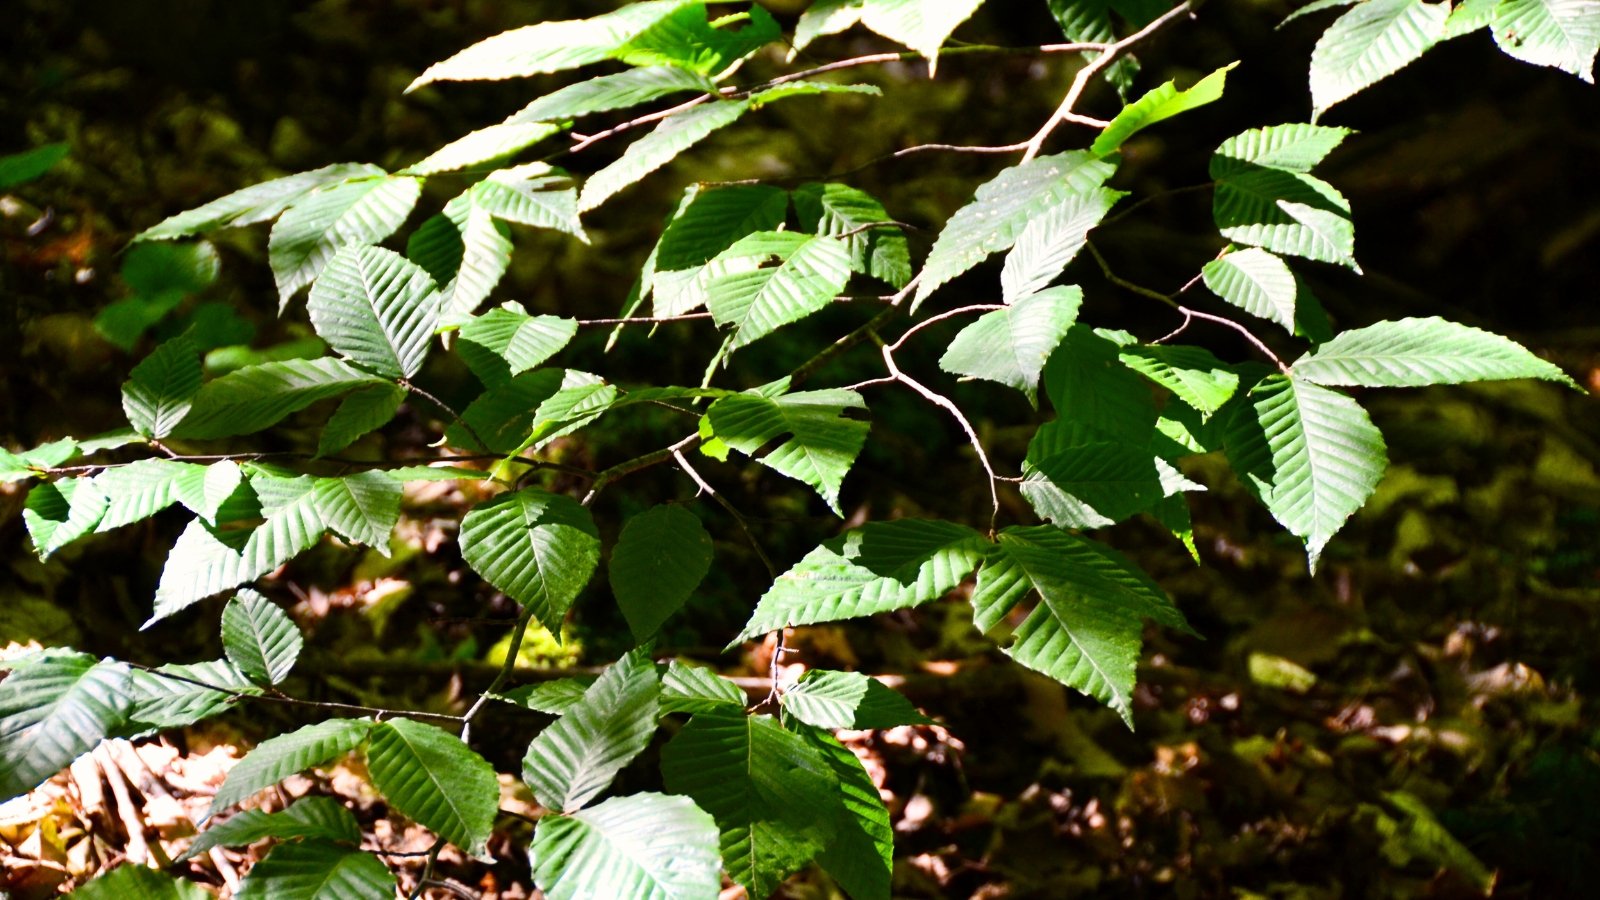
[{"left": 1021, "top": 1, "right": 1197, "bottom": 162}]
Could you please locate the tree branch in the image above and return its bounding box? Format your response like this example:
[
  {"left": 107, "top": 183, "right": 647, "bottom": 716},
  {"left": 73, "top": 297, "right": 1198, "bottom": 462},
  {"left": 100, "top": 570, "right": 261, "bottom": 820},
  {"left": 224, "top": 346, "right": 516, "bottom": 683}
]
[{"left": 1021, "top": 1, "right": 1196, "bottom": 162}]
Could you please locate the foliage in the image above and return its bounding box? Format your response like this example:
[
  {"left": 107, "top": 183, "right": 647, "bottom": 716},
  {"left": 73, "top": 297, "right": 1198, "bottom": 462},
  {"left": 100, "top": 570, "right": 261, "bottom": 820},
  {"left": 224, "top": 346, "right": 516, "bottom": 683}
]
[{"left": 2, "top": 0, "right": 1595, "bottom": 896}]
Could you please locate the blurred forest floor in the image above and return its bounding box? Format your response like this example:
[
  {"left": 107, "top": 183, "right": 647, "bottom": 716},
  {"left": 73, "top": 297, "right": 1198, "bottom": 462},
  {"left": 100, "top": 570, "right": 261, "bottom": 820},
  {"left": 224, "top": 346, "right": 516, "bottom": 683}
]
[{"left": 3, "top": 1, "right": 1600, "bottom": 898}]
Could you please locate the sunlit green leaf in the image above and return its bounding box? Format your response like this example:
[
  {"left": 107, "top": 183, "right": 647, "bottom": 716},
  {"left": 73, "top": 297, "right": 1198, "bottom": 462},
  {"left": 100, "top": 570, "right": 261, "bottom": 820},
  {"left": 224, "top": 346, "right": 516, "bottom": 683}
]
[
  {"left": 705, "top": 388, "right": 870, "bottom": 513},
  {"left": 532, "top": 793, "right": 722, "bottom": 900},
  {"left": 269, "top": 175, "right": 422, "bottom": 307},
  {"left": 1223, "top": 374, "right": 1388, "bottom": 570},
  {"left": 367, "top": 718, "right": 499, "bottom": 857},
  {"left": 0, "top": 651, "right": 132, "bottom": 802},
  {"left": 222, "top": 589, "right": 303, "bottom": 686},
  {"left": 459, "top": 488, "right": 601, "bottom": 631},
  {"left": 1292, "top": 316, "right": 1579, "bottom": 388},
  {"left": 940, "top": 287, "right": 1083, "bottom": 404},
  {"left": 523, "top": 648, "right": 661, "bottom": 813},
  {"left": 732, "top": 519, "right": 986, "bottom": 644},
  {"left": 661, "top": 713, "right": 841, "bottom": 899}
]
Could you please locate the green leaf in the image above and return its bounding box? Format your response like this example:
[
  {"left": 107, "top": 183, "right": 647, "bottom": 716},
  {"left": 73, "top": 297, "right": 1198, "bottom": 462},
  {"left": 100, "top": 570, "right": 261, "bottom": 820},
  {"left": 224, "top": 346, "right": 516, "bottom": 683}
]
[
  {"left": 507, "top": 66, "right": 716, "bottom": 124},
  {"left": 450, "top": 368, "right": 566, "bottom": 453},
  {"left": 917, "top": 152, "right": 1117, "bottom": 309},
  {"left": 121, "top": 239, "right": 221, "bottom": 296},
  {"left": 222, "top": 589, "right": 303, "bottom": 686},
  {"left": 185, "top": 797, "right": 359, "bottom": 861},
  {"left": 1223, "top": 374, "right": 1388, "bottom": 570},
  {"left": 1282, "top": 0, "right": 1363, "bottom": 26},
  {"left": 661, "top": 660, "right": 747, "bottom": 715},
  {"left": 940, "top": 286, "right": 1083, "bottom": 404},
  {"left": 1091, "top": 62, "right": 1237, "bottom": 157},
  {"left": 408, "top": 1, "right": 700, "bottom": 88},
  {"left": 458, "top": 307, "right": 579, "bottom": 387},
  {"left": 859, "top": 0, "right": 985, "bottom": 64},
  {"left": 1020, "top": 441, "right": 1165, "bottom": 529},
  {"left": 1491, "top": 0, "right": 1600, "bottom": 82},
  {"left": 705, "top": 388, "right": 870, "bottom": 514},
  {"left": 150, "top": 485, "right": 325, "bottom": 625},
  {"left": 611, "top": 505, "right": 714, "bottom": 640},
  {"left": 579, "top": 99, "right": 751, "bottom": 212},
  {"left": 73, "top": 864, "right": 209, "bottom": 900},
  {"left": 732, "top": 519, "right": 986, "bottom": 644},
  {"left": 1310, "top": 0, "right": 1449, "bottom": 118},
  {"left": 307, "top": 245, "right": 441, "bottom": 379},
  {"left": 661, "top": 713, "right": 841, "bottom": 899},
  {"left": 0, "top": 142, "right": 69, "bottom": 190},
  {"left": 125, "top": 659, "right": 258, "bottom": 731},
  {"left": 23, "top": 478, "right": 108, "bottom": 559},
  {"left": 317, "top": 384, "right": 407, "bottom": 457},
  {"left": 0, "top": 438, "right": 78, "bottom": 485},
  {"left": 314, "top": 471, "right": 403, "bottom": 552},
  {"left": 532, "top": 792, "right": 722, "bottom": 900},
  {"left": 411, "top": 168, "right": 586, "bottom": 321},
  {"left": 648, "top": 185, "right": 790, "bottom": 317},
  {"left": 999, "top": 190, "right": 1121, "bottom": 303},
  {"left": 473, "top": 165, "right": 588, "bottom": 238},
  {"left": 1213, "top": 122, "right": 1353, "bottom": 173},
  {"left": 523, "top": 648, "right": 662, "bottom": 813},
  {"left": 705, "top": 231, "right": 854, "bottom": 350},
  {"left": 802, "top": 727, "right": 893, "bottom": 900},
  {"left": 459, "top": 488, "right": 601, "bottom": 631},
  {"left": 1118, "top": 344, "right": 1241, "bottom": 417},
  {"left": 402, "top": 121, "right": 561, "bottom": 176},
  {"left": 793, "top": 183, "right": 911, "bottom": 289},
  {"left": 268, "top": 175, "right": 422, "bottom": 307},
  {"left": 1211, "top": 130, "right": 1359, "bottom": 270},
  {"left": 134, "top": 163, "right": 384, "bottom": 242},
  {"left": 366, "top": 717, "right": 499, "bottom": 857},
  {"left": 793, "top": 0, "right": 866, "bottom": 55},
  {"left": 618, "top": 3, "right": 782, "bottom": 74},
  {"left": 122, "top": 333, "right": 202, "bottom": 439},
  {"left": 971, "top": 527, "right": 1184, "bottom": 725},
  {"left": 1043, "top": 326, "right": 1159, "bottom": 445},
  {"left": 783, "top": 670, "right": 933, "bottom": 730},
  {"left": 1292, "top": 316, "right": 1579, "bottom": 388},
  {"left": 235, "top": 841, "right": 396, "bottom": 900},
  {"left": 0, "top": 651, "right": 132, "bottom": 802},
  {"left": 1445, "top": 0, "right": 1498, "bottom": 36},
  {"left": 514, "top": 375, "right": 620, "bottom": 452},
  {"left": 1047, "top": 0, "right": 1140, "bottom": 94},
  {"left": 173, "top": 358, "right": 387, "bottom": 440},
  {"left": 1372, "top": 791, "right": 1496, "bottom": 894},
  {"left": 210, "top": 720, "right": 372, "bottom": 813},
  {"left": 747, "top": 82, "right": 884, "bottom": 106},
  {"left": 172, "top": 459, "right": 244, "bottom": 523},
  {"left": 493, "top": 677, "right": 597, "bottom": 714},
  {"left": 1201, "top": 246, "right": 1301, "bottom": 333}
]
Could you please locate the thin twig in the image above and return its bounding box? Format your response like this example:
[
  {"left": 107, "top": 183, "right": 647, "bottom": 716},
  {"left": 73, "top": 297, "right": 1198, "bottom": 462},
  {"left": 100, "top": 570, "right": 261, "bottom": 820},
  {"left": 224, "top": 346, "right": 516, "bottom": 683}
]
[
  {"left": 880, "top": 347, "right": 1004, "bottom": 535},
  {"left": 885, "top": 304, "right": 1006, "bottom": 354},
  {"left": 738, "top": 41, "right": 1112, "bottom": 96},
  {"left": 1021, "top": 1, "right": 1196, "bottom": 162},
  {"left": 673, "top": 449, "right": 777, "bottom": 580},
  {"left": 400, "top": 378, "right": 491, "bottom": 453},
  {"left": 421, "top": 879, "right": 480, "bottom": 900},
  {"left": 575, "top": 312, "right": 715, "bottom": 326},
  {"left": 789, "top": 272, "right": 923, "bottom": 387},
  {"left": 582, "top": 432, "right": 701, "bottom": 507},
  {"left": 127, "top": 662, "right": 466, "bottom": 723},
  {"left": 1087, "top": 242, "right": 1290, "bottom": 372},
  {"left": 405, "top": 839, "right": 448, "bottom": 900},
  {"left": 459, "top": 605, "right": 537, "bottom": 744},
  {"left": 1098, "top": 181, "right": 1215, "bottom": 228}
]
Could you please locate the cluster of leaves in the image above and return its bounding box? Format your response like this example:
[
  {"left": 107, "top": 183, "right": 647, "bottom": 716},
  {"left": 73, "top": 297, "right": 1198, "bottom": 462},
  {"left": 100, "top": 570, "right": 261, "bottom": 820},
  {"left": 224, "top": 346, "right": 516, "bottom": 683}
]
[{"left": 3, "top": 0, "right": 1596, "bottom": 896}]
